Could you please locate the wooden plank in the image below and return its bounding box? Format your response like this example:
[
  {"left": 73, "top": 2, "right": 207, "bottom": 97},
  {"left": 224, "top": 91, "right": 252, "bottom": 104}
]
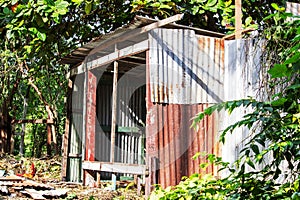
[
  {"left": 89, "top": 40, "right": 148, "bottom": 71},
  {"left": 71, "top": 40, "right": 148, "bottom": 75},
  {"left": 110, "top": 60, "right": 118, "bottom": 163},
  {"left": 85, "top": 71, "right": 97, "bottom": 161},
  {"left": 68, "top": 153, "right": 82, "bottom": 158},
  {"left": 235, "top": 0, "right": 242, "bottom": 39},
  {"left": 82, "top": 161, "right": 146, "bottom": 175},
  {"left": 23, "top": 189, "right": 46, "bottom": 200},
  {"left": 111, "top": 126, "right": 142, "bottom": 134},
  {"left": 222, "top": 27, "right": 255, "bottom": 40},
  {"left": 70, "top": 64, "right": 84, "bottom": 77}
]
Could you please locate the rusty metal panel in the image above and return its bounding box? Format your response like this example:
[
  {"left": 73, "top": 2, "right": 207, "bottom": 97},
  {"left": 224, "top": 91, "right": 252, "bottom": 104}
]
[
  {"left": 149, "top": 28, "right": 224, "bottom": 104},
  {"left": 146, "top": 103, "right": 220, "bottom": 188}
]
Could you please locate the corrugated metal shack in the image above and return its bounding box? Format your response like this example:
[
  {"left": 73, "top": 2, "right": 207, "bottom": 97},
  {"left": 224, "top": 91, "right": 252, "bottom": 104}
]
[{"left": 61, "top": 14, "right": 263, "bottom": 193}]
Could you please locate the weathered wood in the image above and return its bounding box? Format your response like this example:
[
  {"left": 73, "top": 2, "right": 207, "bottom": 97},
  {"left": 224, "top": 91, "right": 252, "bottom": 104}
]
[
  {"left": 96, "top": 171, "right": 101, "bottom": 187},
  {"left": 110, "top": 60, "right": 118, "bottom": 163},
  {"left": 222, "top": 27, "right": 255, "bottom": 40},
  {"left": 89, "top": 40, "right": 148, "bottom": 71},
  {"left": 61, "top": 79, "right": 72, "bottom": 180},
  {"left": 85, "top": 71, "right": 97, "bottom": 161},
  {"left": 235, "top": 0, "right": 242, "bottom": 39},
  {"left": 0, "top": 186, "right": 8, "bottom": 194},
  {"left": 82, "top": 161, "right": 146, "bottom": 175},
  {"left": 23, "top": 189, "right": 46, "bottom": 200}
]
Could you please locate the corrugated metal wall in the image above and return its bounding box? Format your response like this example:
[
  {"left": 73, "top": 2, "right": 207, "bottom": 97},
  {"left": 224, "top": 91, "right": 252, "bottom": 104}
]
[
  {"left": 222, "top": 38, "right": 264, "bottom": 173},
  {"left": 149, "top": 29, "right": 224, "bottom": 104},
  {"left": 95, "top": 73, "right": 146, "bottom": 165},
  {"left": 68, "top": 74, "right": 84, "bottom": 182},
  {"left": 146, "top": 103, "right": 220, "bottom": 188},
  {"left": 147, "top": 29, "right": 224, "bottom": 187}
]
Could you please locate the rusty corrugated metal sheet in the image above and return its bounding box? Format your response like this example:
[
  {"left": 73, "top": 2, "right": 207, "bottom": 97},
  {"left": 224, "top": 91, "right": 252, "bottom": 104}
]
[
  {"left": 146, "top": 103, "right": 220, "bottom": 188},
  {"left": 146, "top": 30, "right": 224, "bottom": 188},
  {"left": 149, "top": 28, "right": 224, "bottom": 104},
  {"left": 286, "top": 2, "right": 300, "bottom": 16}
]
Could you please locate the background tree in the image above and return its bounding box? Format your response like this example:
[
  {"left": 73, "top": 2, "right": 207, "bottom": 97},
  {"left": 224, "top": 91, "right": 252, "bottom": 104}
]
[{"left": 0, "top": 0, "right": 134, "bottom": 156}]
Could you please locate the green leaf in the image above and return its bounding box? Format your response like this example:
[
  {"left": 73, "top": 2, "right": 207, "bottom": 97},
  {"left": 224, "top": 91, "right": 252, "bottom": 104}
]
[
  {"left": 246, "top": 157, "right": 255, "bottom": 169},
  {"left": 37, "top": 31, "right": 46, "bottom": 41},
  {"left": 54, "top": 0, "right": 69, "bottom": 15},
  {"left": 271, "top": 98, "right": 287, "bottom": 107},
  {"left": 287, "top": 84, "right": 300, "bottom": 90},
  {"left": 29, "top": 27, "right": 38, "bottom": 34},
  {"left": 251, "top": 144, "right": 260, "bottom": 155},
  {"left": 245, "top": 16, "right": 252, "bottom": 26},
  {"left": 159, "top": 4, "right": 171, "bottom": 9},
  {"left": 84, "top": 1, "right": 92, "bottom": 15},
  {"left": 152, "top": 2, "right": 160, "bottom": 8},
  {"left": 268, "top": 64, "right": 288, "bottom": 78},
  {"left": 192, "top": 152, "right": 201, "bottom": 160},
  {"left": 72, "top": 0, "right": 84, "bottom": 6},
  {"left": 284, "top": 52, "right": 300, "bottom": 65},
  {"left": 3, "top": 7, "right": 11, "bottom": 14},
  {"left": 271, "top": 3, "right": 284, "bottom": 12},
  {"left": 206, "top": 0, "right": 217, "bottom": 7},
  {"left": 225, "top": 0, "right": 232, "bottom": 7}
]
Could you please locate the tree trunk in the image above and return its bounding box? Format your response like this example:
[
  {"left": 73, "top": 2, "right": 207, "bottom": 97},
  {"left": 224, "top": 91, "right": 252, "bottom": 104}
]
[
  {"left": 0, "top": 102, "right": 12, "bottom": 153},
  {"left": 20, "top": 87, "right": 30, "bottom": 156}
]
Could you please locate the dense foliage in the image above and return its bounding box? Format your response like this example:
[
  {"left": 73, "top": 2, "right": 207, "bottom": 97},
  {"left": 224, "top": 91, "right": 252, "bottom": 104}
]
[
  {"left": 131, "top": 0, "right": 288, "bottom": 32},
  {"left": 150, "top": 3, "right": 300, "bottom": 200},
  {"left": 0, "top": 0, "right": 134, "bottom": 156}
]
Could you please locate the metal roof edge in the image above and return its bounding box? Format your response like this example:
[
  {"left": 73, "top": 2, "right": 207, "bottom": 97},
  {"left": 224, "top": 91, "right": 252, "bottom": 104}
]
[{"left": 61, "top": 15, "right": 225, "bottom": 66}]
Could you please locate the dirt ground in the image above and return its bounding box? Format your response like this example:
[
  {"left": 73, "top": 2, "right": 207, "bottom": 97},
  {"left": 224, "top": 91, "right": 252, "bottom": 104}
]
[{"left": 0, "top": 155, "right": 145, "bottom": 200}]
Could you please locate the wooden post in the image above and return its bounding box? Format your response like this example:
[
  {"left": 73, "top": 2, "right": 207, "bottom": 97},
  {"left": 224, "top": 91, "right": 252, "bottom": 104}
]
[
  {"left": 85, "top": 71, "right": 97, "bottom": 161},
  {"left": 235, "top": 0, "right": 242, "bottom": 39},
  {"left": 61, "top": 79, "right": 73, "bottom": 181},
  {"left": 110, "top": 60, "right": 118, "bottom": 163},
  {"left": 84, "top": 70, "right": 97, "bottom": 186}
]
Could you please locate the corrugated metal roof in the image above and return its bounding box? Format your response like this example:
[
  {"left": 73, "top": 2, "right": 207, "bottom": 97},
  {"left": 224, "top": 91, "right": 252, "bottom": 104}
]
[{"left": 61, "top": 15, "right": 225, "bottom": 67}]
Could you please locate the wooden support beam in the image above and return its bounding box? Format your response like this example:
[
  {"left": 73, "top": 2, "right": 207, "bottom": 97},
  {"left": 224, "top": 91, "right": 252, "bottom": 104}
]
[
  {"left": 85, "top": 71, "right": 97, "bottom": 161},
  {"left": 222, "top": 27, "right": 255, "bottom": 40},
  {"left": 61, "top": 79, "right": 73, "bottom": 180},
  {"left": 82, "top": 161, "right": 147, "bottom": 175},
  {"left": 235, "top": 0, "right": 242, "bottom": 39},
  {"left": 110, "top": 60, "right": 118, "bottom": 163}
]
